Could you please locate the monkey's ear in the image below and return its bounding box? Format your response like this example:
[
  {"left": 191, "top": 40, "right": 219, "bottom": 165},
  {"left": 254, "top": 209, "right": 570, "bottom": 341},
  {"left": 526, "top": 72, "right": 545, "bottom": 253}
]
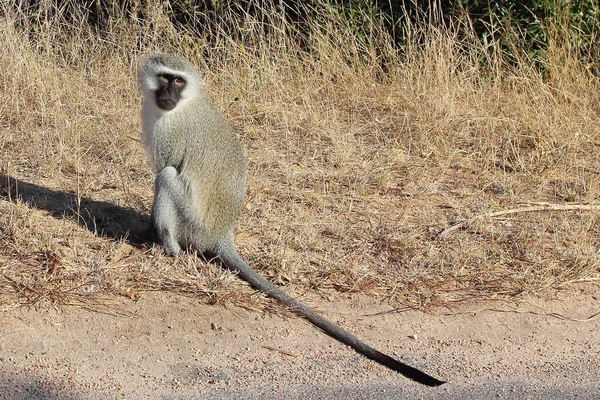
[{"left": 139, "top": 70, "right": 160, "bottom": 92}]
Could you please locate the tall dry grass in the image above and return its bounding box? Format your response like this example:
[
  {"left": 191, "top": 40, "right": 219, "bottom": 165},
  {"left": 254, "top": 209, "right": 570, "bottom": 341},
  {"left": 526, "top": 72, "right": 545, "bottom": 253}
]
[{"left": 0, "top": 1, "right": 599, "bottom": 312}]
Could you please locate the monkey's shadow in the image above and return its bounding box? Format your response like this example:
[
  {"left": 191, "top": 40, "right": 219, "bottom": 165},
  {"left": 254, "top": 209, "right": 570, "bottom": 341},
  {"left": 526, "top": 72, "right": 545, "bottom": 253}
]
[{"left": 0, "top": 174, "right": 153, "bottom": 246}]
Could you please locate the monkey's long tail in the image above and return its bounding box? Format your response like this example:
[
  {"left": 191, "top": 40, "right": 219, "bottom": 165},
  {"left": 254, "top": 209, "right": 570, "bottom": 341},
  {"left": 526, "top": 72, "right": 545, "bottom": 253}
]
[{"left": 216, "top": 245, "right": 445, "bottom": 387}]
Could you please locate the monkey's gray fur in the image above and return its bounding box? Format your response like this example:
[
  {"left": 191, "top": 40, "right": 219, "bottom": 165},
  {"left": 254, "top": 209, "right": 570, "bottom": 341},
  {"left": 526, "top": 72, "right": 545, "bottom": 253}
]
[{"left": 139, "top": 54, "right": 444, "bottom": 387}]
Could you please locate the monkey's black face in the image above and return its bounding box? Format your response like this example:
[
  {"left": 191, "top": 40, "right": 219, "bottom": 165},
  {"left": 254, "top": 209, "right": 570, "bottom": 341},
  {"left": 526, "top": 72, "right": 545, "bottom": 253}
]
[{"left": 155, "top": 74, "right": 186, "bottom": 111}]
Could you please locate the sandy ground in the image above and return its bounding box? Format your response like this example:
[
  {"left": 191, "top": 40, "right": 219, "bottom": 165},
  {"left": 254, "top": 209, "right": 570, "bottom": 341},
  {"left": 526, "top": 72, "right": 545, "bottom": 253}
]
[{"left": 0, "top": 285, "right": 598, "bottom": 399}]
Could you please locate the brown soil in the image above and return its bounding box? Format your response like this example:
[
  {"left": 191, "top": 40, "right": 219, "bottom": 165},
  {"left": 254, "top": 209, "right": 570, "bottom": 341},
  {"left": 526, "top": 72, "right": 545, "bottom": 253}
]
[{"left": 0, "top": 285, "right": 598, "bottom": 399}]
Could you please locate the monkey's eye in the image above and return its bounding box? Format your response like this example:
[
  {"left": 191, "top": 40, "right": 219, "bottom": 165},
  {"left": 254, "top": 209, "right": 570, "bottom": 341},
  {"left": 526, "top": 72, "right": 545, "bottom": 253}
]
[
  {"left": 174, "top": 77, "right": 185, "bottom": 85},
  {"left": 158, "top": 75, "right": 169, "bottom": 84}
]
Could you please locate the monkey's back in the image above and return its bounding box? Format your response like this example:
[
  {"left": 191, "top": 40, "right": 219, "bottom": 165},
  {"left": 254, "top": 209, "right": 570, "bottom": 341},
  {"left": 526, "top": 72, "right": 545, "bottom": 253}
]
[{"left": 152, "top": 98, "right": 247, "bottom": 250}]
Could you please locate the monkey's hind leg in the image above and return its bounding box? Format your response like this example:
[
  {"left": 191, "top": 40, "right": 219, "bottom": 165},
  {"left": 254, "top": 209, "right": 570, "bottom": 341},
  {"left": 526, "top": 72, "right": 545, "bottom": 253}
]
[{"left": 152, "top": 166, "right": 186, "bottom": 256}]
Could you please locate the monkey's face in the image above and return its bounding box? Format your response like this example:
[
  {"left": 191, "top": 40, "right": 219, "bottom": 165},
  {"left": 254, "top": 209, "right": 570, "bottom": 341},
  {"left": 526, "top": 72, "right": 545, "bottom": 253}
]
[{"left": 155, "top": 74, "right": 186, "bottom": 111}]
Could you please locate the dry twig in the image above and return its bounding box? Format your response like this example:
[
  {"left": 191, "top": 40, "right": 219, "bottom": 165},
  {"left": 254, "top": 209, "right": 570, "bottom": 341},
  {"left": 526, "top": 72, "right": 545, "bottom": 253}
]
[
  {"left": 262, "top": 345, "right": 299, "bottom": 357},
  {"left": 437, "top": 203, "right": 600, "bottom": 239}
]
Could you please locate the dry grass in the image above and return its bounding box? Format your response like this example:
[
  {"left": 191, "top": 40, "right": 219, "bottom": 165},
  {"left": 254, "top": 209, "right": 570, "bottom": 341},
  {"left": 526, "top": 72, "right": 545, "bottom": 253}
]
[{"left": 1, "top": 1, "right": 599, "bottom": 313}]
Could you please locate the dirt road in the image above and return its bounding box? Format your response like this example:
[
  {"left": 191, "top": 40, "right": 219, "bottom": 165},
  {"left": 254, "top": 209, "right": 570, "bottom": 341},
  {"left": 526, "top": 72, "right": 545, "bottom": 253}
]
[{"left": 1, "top": 287, "right": 598, "bottom": 399}]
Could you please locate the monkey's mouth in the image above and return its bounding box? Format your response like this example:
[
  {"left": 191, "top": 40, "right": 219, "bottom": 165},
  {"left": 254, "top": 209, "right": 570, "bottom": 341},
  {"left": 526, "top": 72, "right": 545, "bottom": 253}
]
[{"left": 157, "top": 99, "right": 177, "bottom": 111}]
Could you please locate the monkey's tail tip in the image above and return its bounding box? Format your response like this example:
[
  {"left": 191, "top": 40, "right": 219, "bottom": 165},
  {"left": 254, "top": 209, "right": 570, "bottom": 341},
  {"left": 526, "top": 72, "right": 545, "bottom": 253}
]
[
  {"left": 384, "top": 356, "right": 445, "bottom": 386},
  {"left": 404, "top": 368, "right": 445, "bottom": 386},
  {"left": 406, "top": 370, "right": 446, "bottom": 387},
  {"left": 421, "top": 376, "right": 446, "bottom": 387}
]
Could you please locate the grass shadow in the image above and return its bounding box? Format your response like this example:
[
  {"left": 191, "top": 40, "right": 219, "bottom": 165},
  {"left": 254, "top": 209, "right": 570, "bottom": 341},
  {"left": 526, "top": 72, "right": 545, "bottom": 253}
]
[{"left": 0, "top": 174, "right": 153, "bottom": 247}]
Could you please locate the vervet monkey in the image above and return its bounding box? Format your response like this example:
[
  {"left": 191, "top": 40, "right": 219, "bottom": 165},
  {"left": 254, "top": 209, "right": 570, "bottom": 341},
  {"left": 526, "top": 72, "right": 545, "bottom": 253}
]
[{"left": 139, "top": 54, "right": 444, "bottom": 386}]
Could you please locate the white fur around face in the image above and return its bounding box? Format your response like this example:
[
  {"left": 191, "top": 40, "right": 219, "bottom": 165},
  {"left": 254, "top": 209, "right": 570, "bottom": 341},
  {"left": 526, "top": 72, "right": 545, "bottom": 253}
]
[
  {"left": 140, "top": 62, "right": 205, "bottom": 103},
  {"left": 141, "top": 65, "right": 194, "bottom": 90},
  {"left": 139, "top": 54, "right": 208, "bottom": 171}
]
